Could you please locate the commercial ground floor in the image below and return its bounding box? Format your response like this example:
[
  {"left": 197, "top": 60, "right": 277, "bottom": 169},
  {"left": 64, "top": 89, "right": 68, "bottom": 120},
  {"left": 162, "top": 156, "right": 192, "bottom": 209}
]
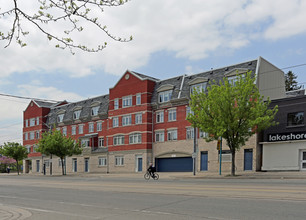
[
  {"left": 262, "top": 140, "right": 306, "bottom": 171},
  {"left": 23, "top": 136, "right": 258, "bottom": 175}
]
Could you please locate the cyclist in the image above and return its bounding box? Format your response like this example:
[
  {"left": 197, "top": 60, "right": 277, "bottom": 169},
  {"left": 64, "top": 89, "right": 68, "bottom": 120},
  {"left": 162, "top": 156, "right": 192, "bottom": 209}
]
[{"left": 147, "top": 163, "right": 156, "bottom": 178}]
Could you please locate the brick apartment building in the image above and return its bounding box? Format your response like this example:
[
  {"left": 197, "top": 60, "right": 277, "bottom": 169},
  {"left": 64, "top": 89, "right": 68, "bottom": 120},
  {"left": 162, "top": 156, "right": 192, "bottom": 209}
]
[{"left": 23, "top": 57, "right": 286, "bottom": 175}]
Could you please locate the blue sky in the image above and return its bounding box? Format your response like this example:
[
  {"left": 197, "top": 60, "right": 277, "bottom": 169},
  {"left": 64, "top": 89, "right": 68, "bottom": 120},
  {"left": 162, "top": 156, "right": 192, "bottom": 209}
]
[{"left": 1, "top": 0, "right": 306, "bottom": 145}]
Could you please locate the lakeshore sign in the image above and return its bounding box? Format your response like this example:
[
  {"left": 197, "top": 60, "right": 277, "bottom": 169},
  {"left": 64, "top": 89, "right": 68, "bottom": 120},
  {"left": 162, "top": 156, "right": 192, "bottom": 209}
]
[{"left": 268, "top": 132, "right": 306, "bottom": 142}]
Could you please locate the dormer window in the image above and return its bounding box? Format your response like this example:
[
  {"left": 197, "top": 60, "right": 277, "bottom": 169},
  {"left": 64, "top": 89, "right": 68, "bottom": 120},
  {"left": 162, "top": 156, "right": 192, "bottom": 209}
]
[
  {"left": 228, "top": 74, "right": 246, "bottom": 86},
  {"left": 91, "top": 106, "right": 100, "bottom": 116},
  {"left": 159, "top": 90, "right": 172, "bottom": 103},
  {"left": 73, "top": 110, "right": 81, "bottom": 120},
  {"left": 57, "top": 114, "right": 64, "bottom": 123},
  {"left": 225, "top": 68, "right": 248, "bottom": 86},
  {"left": 190, "top": 82, "right": 207, "bottom": 94}
]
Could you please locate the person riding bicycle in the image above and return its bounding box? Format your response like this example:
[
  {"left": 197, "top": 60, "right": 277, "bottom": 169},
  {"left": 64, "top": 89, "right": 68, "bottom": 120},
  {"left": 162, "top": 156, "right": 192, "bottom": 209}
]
[{"left": 147, "top": 163, "right": 156, "bottom": 178}]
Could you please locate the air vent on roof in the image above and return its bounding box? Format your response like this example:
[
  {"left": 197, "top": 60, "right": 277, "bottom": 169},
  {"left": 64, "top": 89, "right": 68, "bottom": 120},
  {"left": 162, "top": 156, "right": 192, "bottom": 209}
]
[
  {"left": 225, "top": 67, "right": 229, "bottom": 71},
  {"left": 189, "top": 76, "right": 192, "bottom": 79},
  {"left": 248, "top": 61, "right": 252, "bottom": 65},
  {"left": 210, "top": 71, "right": 213, "bottom": 75},
  {"left": 177, "top": 77, "right": 180, "bottom": 80}
]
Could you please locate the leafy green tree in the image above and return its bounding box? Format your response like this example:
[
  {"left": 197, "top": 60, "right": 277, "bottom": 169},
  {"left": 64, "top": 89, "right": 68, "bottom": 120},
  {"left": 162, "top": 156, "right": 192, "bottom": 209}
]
[
  {"left": 188, "top": 72, "right": 278, "bottom": 176},
  {"left": 1, "top": 142, "right": 28, "bottom": 175},
  {"left": 0, "top": 0, "right": 132, "bottom": 53},
  {"left": 37, "top": 129, "right": 82, "bottom": 175},
  {"left": 285, "top": 71, "right": 301, "bottom": 91}
]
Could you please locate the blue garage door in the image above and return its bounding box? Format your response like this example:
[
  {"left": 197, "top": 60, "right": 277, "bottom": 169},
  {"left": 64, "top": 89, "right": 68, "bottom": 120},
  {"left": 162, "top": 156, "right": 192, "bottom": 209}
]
[{"left": 156, "top": 157, "right": 193, "bottom": 172}]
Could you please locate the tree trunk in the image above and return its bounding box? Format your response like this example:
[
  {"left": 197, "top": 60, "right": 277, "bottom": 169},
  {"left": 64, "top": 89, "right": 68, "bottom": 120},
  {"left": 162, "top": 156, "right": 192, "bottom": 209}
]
[
  {"left": 231, "top": 150, "right": 236, "bottom": 176},
  {"left": 61, "top": 157, "right": 65, "bottom": 175}
]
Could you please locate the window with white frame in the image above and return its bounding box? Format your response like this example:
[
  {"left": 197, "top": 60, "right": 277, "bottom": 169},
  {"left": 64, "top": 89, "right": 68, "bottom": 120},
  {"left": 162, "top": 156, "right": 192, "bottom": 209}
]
[
  {"left": 186, "top": 127, "right": 194, "bottom": 139},
  {"left": 219, "top": 150, "right": 232, "bottom": 162},
  {"left": 72, "top": 126, "right": 76, "bottom": 135},
  {"left": 33, "top": 145, "right": 38, "bottom": 153},
  {"left": 122, "top": 115, "right": 132, "bottom": 126},
  {"left": 113, "top": 135, "right": 124, "bottom": 145},
  {"left": 25, "top": 119, "right": 28, "bottom": 127},
  {"left": 156, "top": 111, "right": 164, "bottom": 123},
  {"left": 155, "top": 131, "right": 164, "bottom": 142},
  {"left": 122, "top": 96, "right": 132, "bottom": 107},
  {"left": 159, "top": 90, "right": 172, "bottom": 103},
  {"left": 24, "top": 133, "right": 28, "bottom": 140},
  {"left": 44, "top": 159, "right": 50, "bottom": 167},
  {"left": 186, "top": 106, "right": 194, "bottom": 118},
  {"left": 136, "top": 94, "right": 141, "bottom": 105},
  {"left": 97, "top": 121, "right": 102, "bottom": 131},
  {"left": 30, "top": 132, "right": 35, "bottom": 140},
  {"left": 36, "top": 131, "right": 40, "bottom": 139},
  {"left": 98, "top": 137, "right": 104, "bottom": 147},
  {"left": 91, "top": 106, "right": 100, "bottom": 116},
  {"left": 62, "top": 127, "right": 67, "bottom": 136},
  {"left": 114, "top": 98, "right": 119, "bottom": 110},
  {"left": 135, "top": 113, "right": 142, "bottom": 124},
  {"left": 98, "top": 157, "right": 107, "bottom": 166},
  {"left": 89, "top": 123, "right": 94, "bottom": 133},
  {"left": 58, "top": 158, "right": 66, "bottom": 167},
  {"left": 113, "top": 117, "right": 119, "bottom": 127},
  {"left": 129, "top": 133, "right": 142, "bottom": 144},
  {"left": 168, "top": 109, "right": 176, "bottom": 121},
  {"left": 57, "top": 114, "right": 64, "bottom": 123},
  {"left": 56, "top": 127, "right": 61, "bottom": 131},
  {"left": 115, "top": 156, "right": 124, "bottom": 166},
  {"left": 81, "top": 138, "right": 90, "bottom": 147},
  {"left": 228, "top": 74, "right": 246, "bottom": 86},
  {"left": 26, "top": 145, "right": 31, "bottom": 153},
  {"left": 30, "top": 118, "right": 36, "bottom": 126},
  {"left": 200, "top": 130, "right": 208, "bottom": 138},
  {"left": 167, "top": 129, "right": 177, "bottom": 141},
  {"left": 73, "top": 110, "right": 81, "bottom": 120},
  {"left": 36, "top": 117, "right": 39, "bottom": 125},
  {"left": 79, "top": 124, "right": 84, "bottom": 134},
  {"left": 190, "top": 82, "right": 207, "bottom": 94}
]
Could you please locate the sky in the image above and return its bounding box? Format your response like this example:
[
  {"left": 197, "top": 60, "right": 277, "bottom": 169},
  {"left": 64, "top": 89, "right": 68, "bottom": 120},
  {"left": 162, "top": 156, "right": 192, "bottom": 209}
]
[{"left": 1, "top": 0, "right": 306, "bottom": 145}]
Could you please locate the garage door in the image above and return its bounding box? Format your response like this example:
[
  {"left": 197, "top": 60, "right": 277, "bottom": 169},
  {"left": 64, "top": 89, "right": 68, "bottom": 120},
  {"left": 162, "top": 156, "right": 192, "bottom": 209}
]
[{"left": 156, "top": 157, "right": 193, "bottom": 172}]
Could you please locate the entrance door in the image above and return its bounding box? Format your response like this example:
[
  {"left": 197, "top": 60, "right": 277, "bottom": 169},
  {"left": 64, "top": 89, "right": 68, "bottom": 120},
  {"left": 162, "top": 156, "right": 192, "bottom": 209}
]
[
  {"left": 36, "top": 160, "right": 40, "bottom": 172},
  {"left": 84, "top": 158, "right": 89, "bottom": 172},
  {"left": 244, "top": 149, "right": 253, "bottom": 171},
  {"left": 200, "top": 152, "right": 208, "bottom": 171},
  {"left": 137, "top": 157, "right": 143, "bottom": 172},
  {"left": 301, "top": 150, "right": 306, "bottom": 170},
  {"left": 73, "top": 159, "right": 77, "bottom": 172}
]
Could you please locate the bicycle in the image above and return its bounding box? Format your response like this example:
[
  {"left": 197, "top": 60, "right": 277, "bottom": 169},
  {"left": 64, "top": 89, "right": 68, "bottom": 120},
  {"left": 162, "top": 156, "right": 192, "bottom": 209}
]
[{"left": 144, "top": 171, "right": 159, "bottom": 180}]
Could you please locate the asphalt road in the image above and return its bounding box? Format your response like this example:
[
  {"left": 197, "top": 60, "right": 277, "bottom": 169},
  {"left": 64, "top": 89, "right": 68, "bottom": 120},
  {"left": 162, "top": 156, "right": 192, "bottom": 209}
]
[{"left": 1, "top": 174, "right": 306, "bottom": 219}]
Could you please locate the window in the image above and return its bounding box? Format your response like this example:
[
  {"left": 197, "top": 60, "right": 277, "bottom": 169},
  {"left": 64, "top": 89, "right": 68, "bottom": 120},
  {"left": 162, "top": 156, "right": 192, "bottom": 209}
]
[
  {"left": 200, "top": 130, "right": 208, "bottom": 138},
  {"left": 36, "top": 117, "right": 39, "bottom": 125},
  {"left": 190, "top": 82, "right": 207, "bottom": 94},
  {"left": 79, "top": 124, "right": 84, "bottom": 134},
  {"left": 44, "top": 159, "right": 50, "bottom": 167},
  {"left": 168, "top": 109, "right": 176, "bottom": 121},
  {"left": 25, "top": 119, "right": 28, "bottom": 127},
  {"left": 156, "top": 111, "right": 164, "bottom": 123},
  {"left": 81, "top": 138, "right": 90, "bottom": 147},
  {"left": 91, "top": 106, "right": 99, "bottom": 116},
  {"left": 135, "top": 113, "right": 142, "bottom": 124},
  {"left": 115, "top": 156, "right": 124, "bottom": 166},
  {"left": 287, "top": 112, "right": 304, "bottom": 126},
  {"left": 122, "top": 96, "right": 132, "bottom": 107},
  {"left": 113, "top": 117, "right": 119, "bottom": 127},
  {"left": 228, "top": 74, "right": 246, "bottom": 86},
  {"left": 129, "top": 133, "right": 142, "bottom": 144},
  {"left": 186, "top": 106, "right": 194, "bottom": 118},
  {"left": 30, "top": 118, "right": 36, "bottom": 126},
  {"left": 159, "top": 90, "right": 172, "bottom": 103},
  {"left": 155, "top": 131, "right": 164, "bottom": 142},
  {"left": 24, "top": 133, "right": 28, "bottom": 140},
  {"left": 136, "top": 94, "right": 141, "bottom": 105},
  {"left": 167, "top": 129, "right": 177, "bottom": 141},
  {"left": 73, "top": 110, "right": 81, "bottom": 120},
  {"left": 62, "top": 127, "right": 67, "bottom": 136},
  {"left": 36, "top": 131, "right": 40, "bottom": 139},
  {"left": 26, "top": 145, "right": 31, "bottom": 153},
  {"left": 114, "top": 98, "right": 119, "bottom": 110},
  {"left": 113, "top": 135, "right": 125, "bottom": 145},
  {"left": 219, "top": 150, "right": 232, "bottom": 162},
  {"left": 186, "top": 127, "right": 194, "bottom": 139},
  {"left": 97, "top": 121, "right": 102, "bottom": 131},
  {"left": 98, "top": 138, "right": 104, "bottom": 147},
  {"left": 122, "top": 115, "right": 132, "bottom": 126},
  {"left": 33, "top": 145, "right": 38, "bottom": 153},
  {"left": 30, "top": 132, "right": 35, "bottom": 140},
  {"left": 58, "top": 159, "right": 66, "bottom": 167},
  {"left": 72, "top": 126, "right": 76, "bottom": 135},
  {"left": 99, "top": 157, "right": 107, "bottom": 166},
  {"left": 57, "top": 114, "right": 64, "bottom": 123},
  {"left": 89, "top": 123, "right": 94, "bottom": 133}
]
